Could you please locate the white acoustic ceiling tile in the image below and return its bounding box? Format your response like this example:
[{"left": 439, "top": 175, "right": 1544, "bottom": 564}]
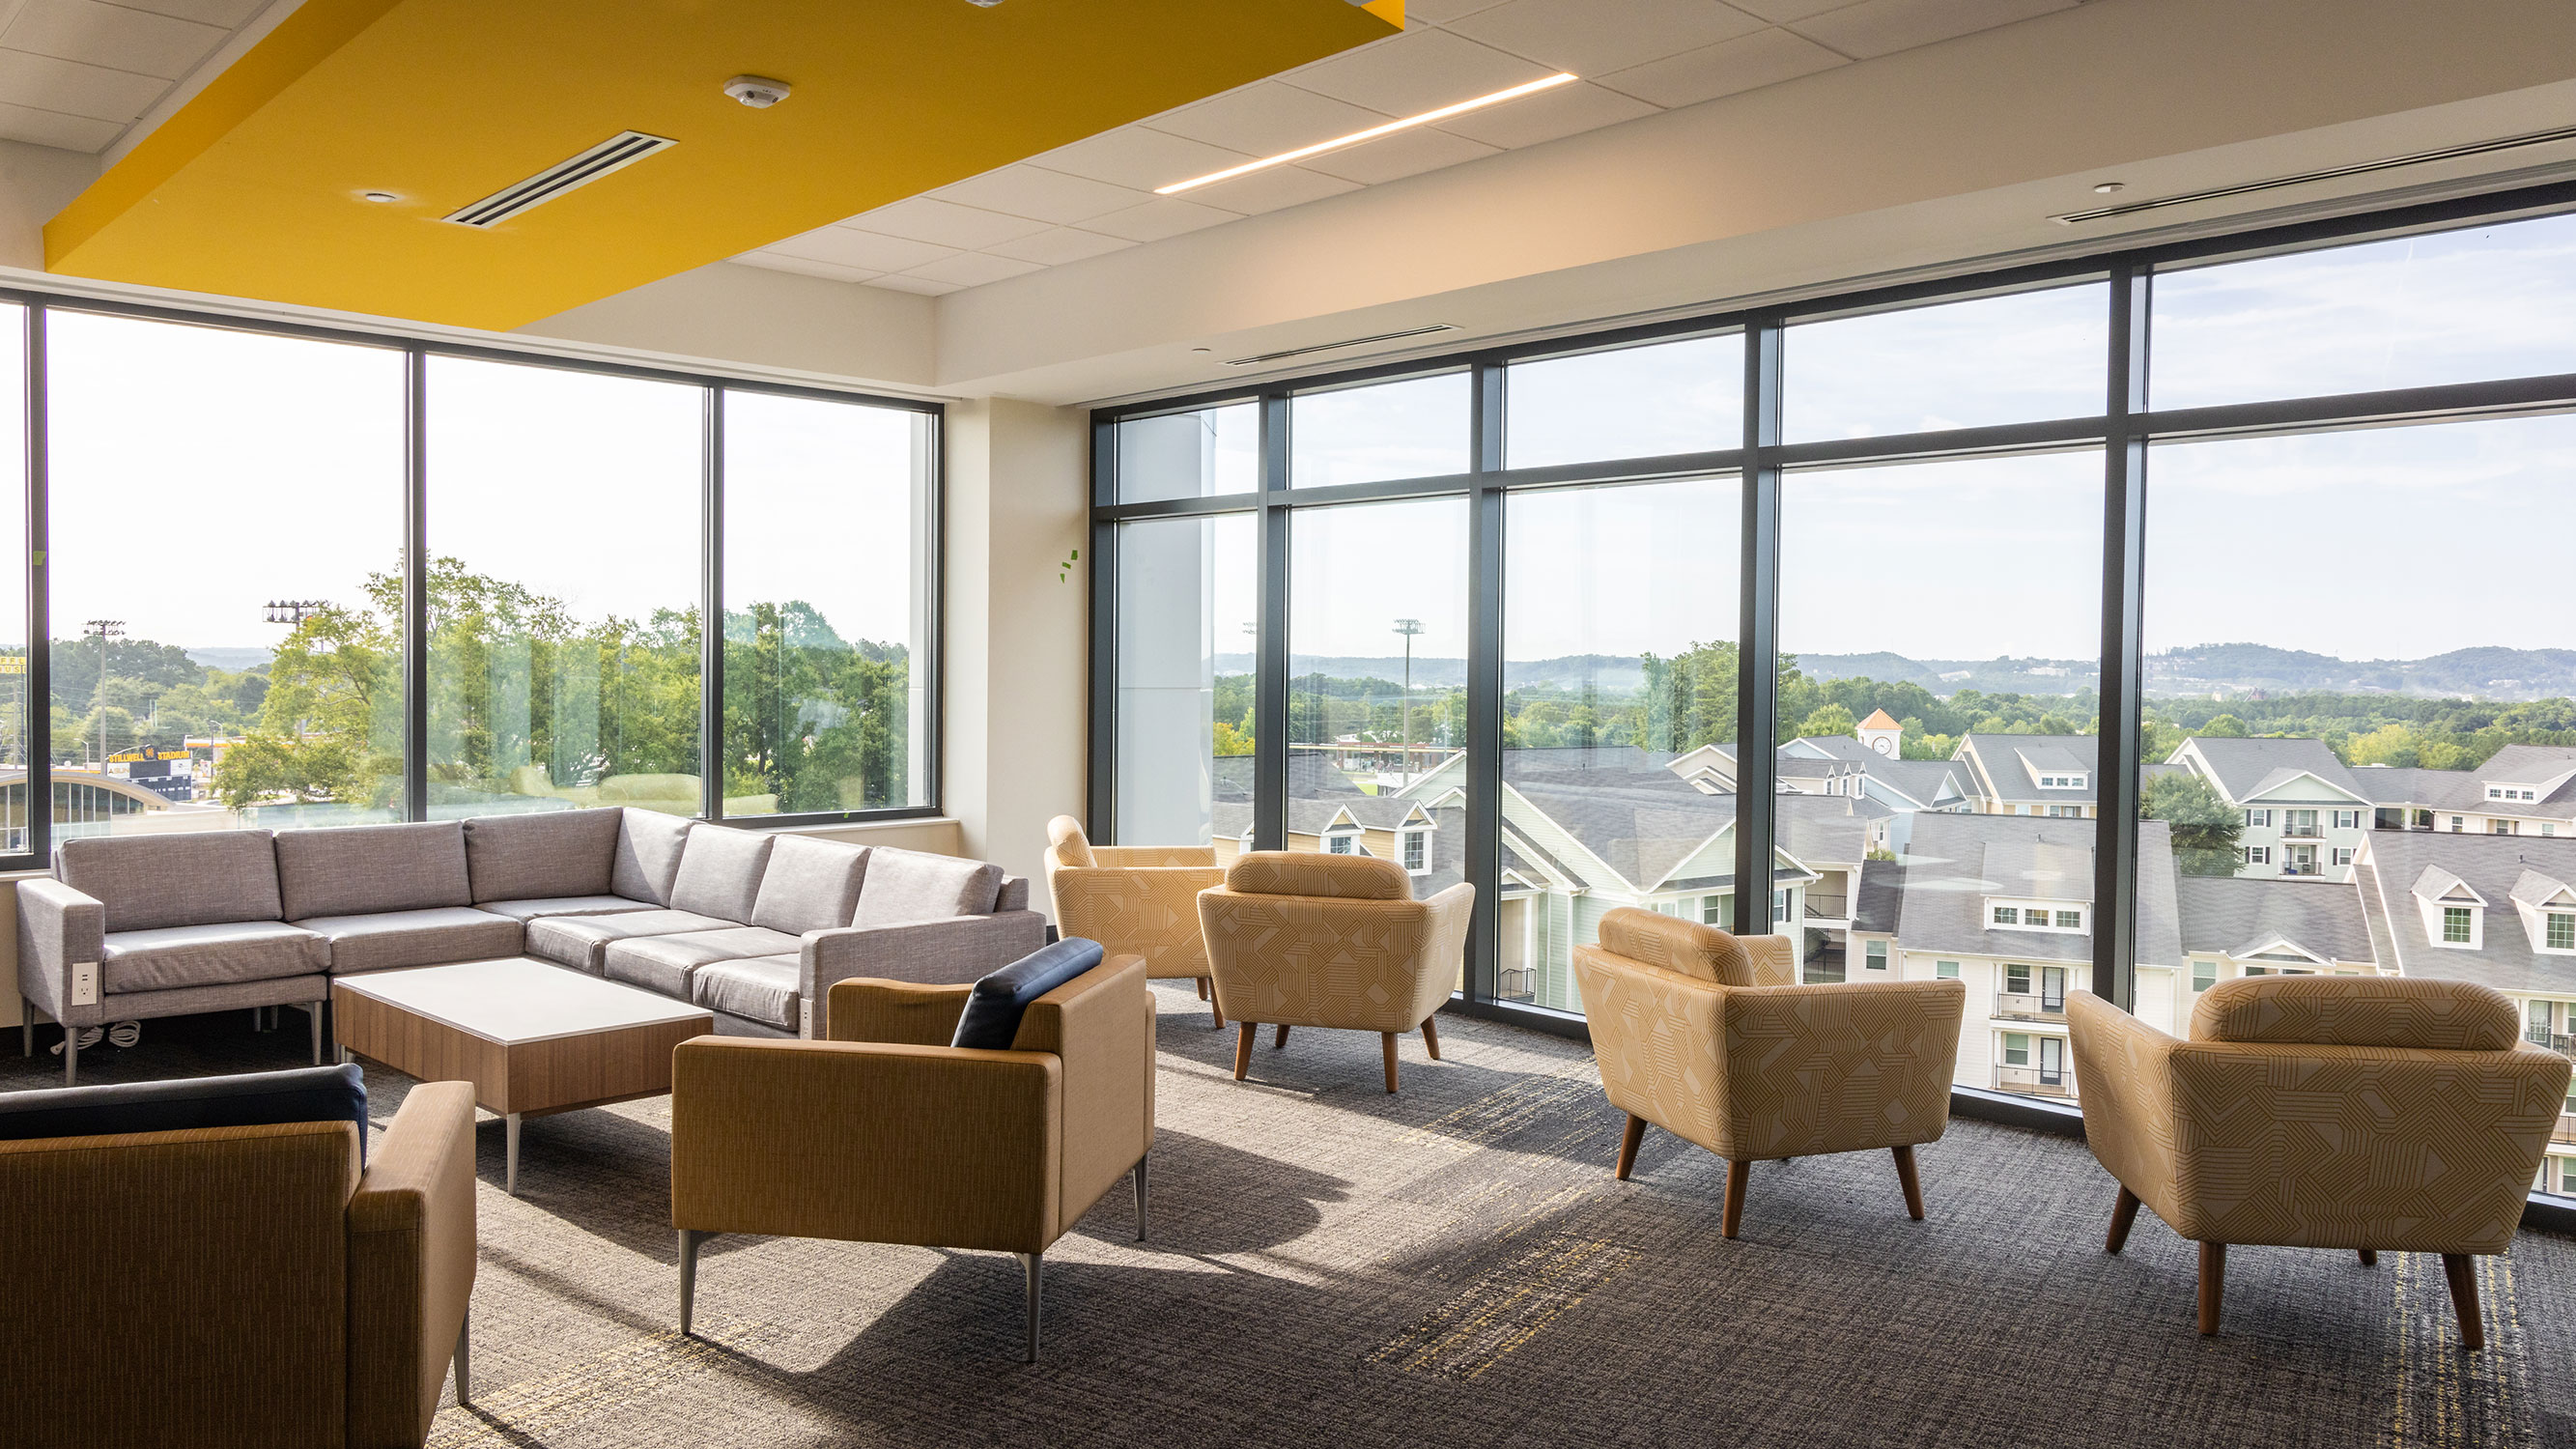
[
  {"left": 1175, "top": 164, "right": 1361, "bottom": 216},
  {"left": 867, "top": 273, "right": 963, "bottom": 297},
  {"left": 1029, "top": 126, "right": 1256, "bottom": 193},
  {"left": 930, "top": 163, "right": 1151, "bottom": 225},
  {"left": 762, "top": 225, "right": 957, "bottom": 273},
  {"left": 1430, "top": 78, "right": 1659, "bottom": 148},
  {"left": 3, "top": 0, "right": 228, "bottom": 80},
  {"left": 1281, "top": 28, "right": 1559, "bottom": 118},
  {"left": 901, "top": 251, "right": 1046, "bottom": 287},
  {"left": 1298, "top": 125, "right": 1498, "bottom": 185},
  {"left": 984, "top": 226, "right": 1138, "bottom": 266},
  {"left": 1401, "top": 0, "right": 1513, "bottom": 19},
  {"left": 1725, "top": 0, "right": 1860, "bottom": 20},
  {"left": 0, "top": 47, "right": 173, "bottom": 121},
  {"left": 1444, "top": 0, "right": 1766, "bottom": 77},
  {"left": 1788, "top": 0, "right": 2078, "bottom": 60},
  {"left": 1596, "top": 26, "right": 1846, "bottom": 107},
  {"left": 107, "top": 0, "right": 268, "bottom": 25},
  {"left": 0, "top": 98, "right": 119, "bottom": 150},
  {"left": 1144, "top": 79, "right": 1391, "bottom": 157},
  {"left": 1082, "top": 195, "right": 1242, "bottom": 243},
  {"left": 842, "top": 195, "right": 1051, "bottom": 250},
  {"left": 732, "top": 252, "right": 884, "bottom": 285}
]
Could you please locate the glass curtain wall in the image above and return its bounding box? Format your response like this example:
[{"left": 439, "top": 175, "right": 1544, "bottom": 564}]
[
  {"left": 0, "top": 306, "right": 26, "bottom": 851},
  {"left": 46, "top": 313, "right": 406, "bottom": 836},
  {"left": 722, "top": 391, "right": 935, "bottom": 815},
  {"left": 1114, "top": 512, "right": 1256, "bottom": 851}
]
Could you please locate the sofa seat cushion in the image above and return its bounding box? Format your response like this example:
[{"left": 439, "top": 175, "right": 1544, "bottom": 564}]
[
  {"left": 853, "top": 848, "right": 1004, "bottom": 927},
  {"left": 602, "top": 927, "right": 801, "bottom": 1000},
  {"left": 524, "top": 909, "right": 732, "bottom": 974},
  {"left": 297, "top": 907, "right": 524, "bottom": 976},
  {"left": 59, "top": 831, "right": 284, "bottom": 933},
  {"left": 474, "top": 895, "right": 661, "bottom": 923},
  {"left": 692, "top": 954, "right": 802, "bottom": 1033},
  {"left": 102, "top": 922, "right": 329, "bottom": 994},
  {"left": 464, "top": 808, "right": 623, "bottom": 902}
]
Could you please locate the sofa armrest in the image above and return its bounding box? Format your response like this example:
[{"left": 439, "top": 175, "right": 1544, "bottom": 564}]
[
  {"left": 1717, "top": 978, "right": 1967, "bottom": 1157},
  {"left": 347, "top": 1080, "right": 477, "bottom": 1449},
  {"left": 2065, "top": 991, "right": 2185, "bottom": 1229},
  {"left": 670, "top": 1037, "right": 1064, "bottom": 1253},
  {"left": 801, "top": 910, "right": 1049, "bottom": 1021},
  {"left": 1045, "top": 865, "right": 1225, "bottom": 979},
  {"left": 16, "top": 877, "right": 105, "bottom": 1026},
  {"left": 825, "top": 979, "right": 974, "bottom": 1045},
  {"left": 996, "top": 874, "right": 1031, "bottom": 914},
  {"left": 1093, "top": 846, "right": 1217, "bottom": 868}
]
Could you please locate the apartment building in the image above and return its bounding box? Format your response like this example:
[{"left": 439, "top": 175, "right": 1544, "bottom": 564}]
[
  {"left": 2168, "top": 736, "right": 2375, "bottom": 880},
  {"left": 1953, "top": 734, "right": 2100, "bottom": 819},
  {"left": 2356, "top": 745, "right": 2576, "bottom": 839}
]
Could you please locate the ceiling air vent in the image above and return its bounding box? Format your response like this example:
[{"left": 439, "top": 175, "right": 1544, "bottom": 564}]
[
  {"left": 1224, "top": 325, "right": 1456, "bottom": 367},
  {"left": 2053, "top": 124, "right": 2576, "bottom": 224},
  {"left": 443, "top": 131, "right": 677, "bottom": 228}
]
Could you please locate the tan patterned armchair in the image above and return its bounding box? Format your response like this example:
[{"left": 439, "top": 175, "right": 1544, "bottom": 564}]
[
  {"left": 1572, "top": 908, "right": 1966, "bottom": 1237},
  {"left": 1198, "top": 852, "right": 1473, "bottom": 1094},
  {"left": 2069, "top": 976, "right": 2568, "bottom": 1347},
  {"left": 1044, "top": 815, "right": 1228, "bottom": 1029},
  {"left": 669, "top": 957, "right": 1155, "bottom": 1362}
]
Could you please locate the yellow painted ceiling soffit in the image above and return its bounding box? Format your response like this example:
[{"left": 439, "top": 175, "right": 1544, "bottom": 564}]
[{"left": 46, "top": 0, "right": 1400, "bottom": 331}]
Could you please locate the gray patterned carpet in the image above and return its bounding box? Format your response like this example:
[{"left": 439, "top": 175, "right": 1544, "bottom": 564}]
[{"left": 11, "top": 986, "right": 2576, "bottom": 1449}]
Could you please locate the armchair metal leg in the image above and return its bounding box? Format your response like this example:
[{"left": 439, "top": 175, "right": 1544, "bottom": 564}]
[
  {"left": 678, "top": 1229, "right": 710, "bottom": 1336},
  {"left": 2444, "top": 1253, "right": 2485, "bottom": 1350},
  {"left": 2106, "top": 1185, "right": 2141, "bottom": 1254},
  {"left": 2197, "top": 1241, "right": 2225, "bottom": 1336},
  {"left": 19, "top": 995, "right": 28, "bottom": 1057},
  {"left": 1131, "top": 1155, "right": 1148, "bottom": 1241},
  {"left": 453, "top": 1307, "right": 471, "bottom": 1406},
  {"left": 1615, "top": 1115, "right": 1648, "bottom": 1180},
  {"left": 62, "top": 1030, "right": 75, "bottom": 1087},
  {"left": 309, "top": 1004, "right": 324, "bottom": 1066},
  {"left": 1018, "top": 1252, "right": 1042, "bottom": 1363}
]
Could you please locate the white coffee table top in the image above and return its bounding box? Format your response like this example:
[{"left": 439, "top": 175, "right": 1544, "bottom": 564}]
[{"left": 333, "top": 957, "right": 711, "bottom": 1045}]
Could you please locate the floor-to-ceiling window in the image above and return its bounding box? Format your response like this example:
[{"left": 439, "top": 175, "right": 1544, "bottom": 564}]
[{"left": 0, "top": 306, "right": 27, "bottom": 851}]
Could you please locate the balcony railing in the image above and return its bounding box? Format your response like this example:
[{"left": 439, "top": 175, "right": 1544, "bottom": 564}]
[
  {"left": 2556, "top": 1112, "right": 2576, "bottom": 1147},
  {"left": 1803, "top": 894, "right": 1848, "bottom": 922},
  {"left": 2281, "top": 862, "right": 2327, "bottom": 878},
  {"left": 1994, "top": 991, "right": 2067, "bottom": 1023},
  {"left": 2528, "top": 1031, "right": 2573, "bottom": 1057},
  {"left": 1993, "top": 1065, "right": 2071, "bottom": 1098},
  {"left": 2280, "top": 820, "right": 2325, "bottom": 840}
]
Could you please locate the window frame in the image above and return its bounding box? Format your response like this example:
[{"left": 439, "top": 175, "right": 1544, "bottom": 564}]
[{"left": 0, "top": 290, "right": 946, "bottom": 867}]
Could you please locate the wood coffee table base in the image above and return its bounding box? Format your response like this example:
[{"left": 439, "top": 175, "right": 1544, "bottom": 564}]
[{"left": 332, "top": 959, "right": 714, "bottom": 1196}]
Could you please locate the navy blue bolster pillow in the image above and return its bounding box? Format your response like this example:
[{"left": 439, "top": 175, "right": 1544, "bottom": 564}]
[
  {"left": 0, "top": 1064, "right": 371, "bottom": 1164},
  {"left": 951, "top": 938, "right": 1107, "bottom": 1050}
]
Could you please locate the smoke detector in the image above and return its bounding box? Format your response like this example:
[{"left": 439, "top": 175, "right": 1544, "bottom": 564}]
[{"left": 723, "top": 75, "right": 791, "bottom": 108}]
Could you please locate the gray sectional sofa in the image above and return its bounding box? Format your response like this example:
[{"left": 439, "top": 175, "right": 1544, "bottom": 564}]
[{"left": 16, "top": 808, "right": 1045, "bottom": 1083}]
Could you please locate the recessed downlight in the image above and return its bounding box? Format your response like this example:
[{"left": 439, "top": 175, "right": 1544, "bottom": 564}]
[
  {"left": 360, "top": 190, "right": 402, "bottom": 203},
  {"left": 2092, "top": 182, "right": 2125, "bottom": 194}
]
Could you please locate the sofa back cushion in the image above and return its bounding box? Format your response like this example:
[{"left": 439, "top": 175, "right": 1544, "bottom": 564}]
[
  {"left": 1593, "top": 907, "right": 1757, "bottom": 987},
  {"left": 609, "top": 809, "right": 694, "bottom": 907},
  {"left": 0, "top": 1063, "right": 369, "bottom": 1163},
  {"left": 853, "top": 847, "right": 1004, "bottom": 927},
  {"left": 56, "top": 831, "right": 285, "bottom": 932},
  {"left": 667, "top": 826, "right": 776, "bottom": 923},
  {"left": 951, "top": 938, "right": 1104, "bottom": 1049},
  {"left": 274, "top": 822, "right": 471, "bottom": 922},
  {"left": 1223, "top": 851, "right": 1411, "bottom": 901},
  {"left": 462, "top": 808, "right": 621, "bottom": 903},
  {"left": 2191, "top": 974, "right": 2520, "bottom": 1051},
  {"left": 750, "top": 838, "right": 870, "bottom": 935}
]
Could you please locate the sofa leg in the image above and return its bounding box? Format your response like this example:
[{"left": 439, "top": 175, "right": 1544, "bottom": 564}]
[
  {"left": 1381, "top": 1033, "right": 1400, "bottom": 1094},
  {"left": 2197, "top": 1241, "right": 2225, "bottom": 1336},
  {"left": 1273, "top": 1023, "right": 1290, "bottom": 1050},
  {"left": 1615, "top": 1115, "right": 1648, "bottom": 1181},
  {"left": 2106, "top": 1185, "right": 2140, "bottom": 1253},
  {"left": 309, "top": 1004, "right": 324, "bottom": 1067},
  {"left": 505, "top": 1114, "right": 522, "bottom": 1197},
  {"left": 1420, "top": 1014, "right": 1441, "bottom": 1061},
  {"left": 453, "top": 1307, "right": 471, "bottom": 1406},
  {"left": 1722, "top": 1159, "right": 1749, "bottom": 1239},
  {"left": 1232, "top": 1023, "right": 1255, "bottom": 1080},
  {"left": 1132, "top": 1155, "right": 1148, "bottom": 1241},
  {"left": 678, "top": 1229, "right": 709, "bottom": 1336},
  {"left": 1891, "top": 1146, "right": 1925, "bottom": 1221},
  {"left": 2444, "top": 1253, "right": 2485, "bottom": 1350},
  {"left": 1018, "top": 1251, "right": 1043, "bottom": 1364},
  {"left": 62, "top": 1029, "right": 76, "bottom": 1088},
  {"left": 19, "top": 995, "right": 28, "bottom": 1057},
  {"left": 2359, "top": 1248, "right": 2378, "bottom": 1266}
]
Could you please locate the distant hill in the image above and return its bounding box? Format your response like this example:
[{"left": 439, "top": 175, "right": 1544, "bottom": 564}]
[
  {"left": 1798, "top": 653, "right": 2099, "bottom": 696},
  {"left": 186, "top": 647, "right": 274, "bottom": 672}
]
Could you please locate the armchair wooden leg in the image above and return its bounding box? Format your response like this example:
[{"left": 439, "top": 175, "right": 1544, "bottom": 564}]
[
  {"left": 2106, "top": 1185, "right": 2141, "bottom": 1254},
  {"left": 1207, "top": 984, "right": 1226, "bottom": 1031},
  {"left": 1273, "top": 1023, "right": 1290, "bottom": 1050},
  {"left": 1721, "top": 1159, "right": 1750, "bottom": 1238},
  {"left": 2443, "top": 1254, "right": 2485, "bottom": 1350},
  {"left": 2197, "top": 1241, "right": 2225, "bottom": 1336},
  {"left": 1019, "top": 1252, "right": 1044, "bottom": 1364},
  {"left": 2359, "top": 1249, "right": 2378, "bottom": 1266},
  {"left": 1195, "top": 978, "right": 1206, "bottom": 1000},
  {"left": 1232, "top": 1023, "right": 1255, "bottom": 1080},
  {"left": 1420, "top": 1014, "right": 1441, "bottom": 1060},
  {"left": 678, "top": 1229, "right": 710, "bottom": 1337},
  {"left": 1615, "top": 1115, "right": 1648, "bottom": 1181},
  {"left": 1381, "top": 1033, "right": 1400, "bottom": 1094},
  {"left": 1891, "top": 1146, "right": 1925, "bottom": 1221}
]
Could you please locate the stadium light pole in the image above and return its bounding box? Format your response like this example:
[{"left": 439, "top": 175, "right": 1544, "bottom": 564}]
[
  {"left": 1393, "top": 618, "right": 1424, "bottom": 788},
  {"left": 84, "top": 619, "right": 124, "bottom": 767}
]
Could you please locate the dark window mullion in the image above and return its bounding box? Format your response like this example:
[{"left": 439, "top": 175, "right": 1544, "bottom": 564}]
[
  {"left": 24, "top": 303, "right": 49, "bottom": 864},
  {"left": 1734, "top": 320, "right": 1784, "bottom": 939},
  {"left": 1464, "top": 362, "right": 1506, "bottom": 1003},
  {"left": 2093, "top": 268, "right": 2151, "bottom": 1011},
  {"left": 700, "top": 387, "right": 724, "bottom": 822},
  {"left": 1253, "top": 394, "right": 1290, "bottom": 852},
  {"left": 402, "top": 348, "right": 428, "bottom": 823},
  {"left": 1087, "top": 414, "right": 1118, "bottom": 840}
]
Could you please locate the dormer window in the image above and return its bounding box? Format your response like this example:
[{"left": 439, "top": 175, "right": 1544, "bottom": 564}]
[
  {"left": 1989, "top": 900, "right": 2086, "bottom": 933},
  {"left": 2550, "top": 912, "right": 2575, "bottom": 952},
  {"left": 1401, "top": 828, "right": 1429, "bottom": 873},
  {"left": 2443, "top": 906, "right": 2473, "bottom": 944},
  {"left": 1325, "top": 831, "right": 1359, "bottom": 856},
  {"left": 2036, "top": 774, "right": 2086, "bottom": 789}
]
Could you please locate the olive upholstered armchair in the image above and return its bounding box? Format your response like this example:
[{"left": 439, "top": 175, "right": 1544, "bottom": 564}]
[
  {"left": 2068, "top": 975, "right": 2568, "bottom": 1346},
  {"left": 1042, "top": 815, "right": 1228, "bottom": 1028},
  {"left": 1572, "top": 908, "right": 1967, "bottom": 1237}
]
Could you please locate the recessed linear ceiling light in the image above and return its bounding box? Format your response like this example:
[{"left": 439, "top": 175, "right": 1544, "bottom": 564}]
[
  {"left": 1155, "top": 72, "right": 1575, "bottom": 196},
  {"left": 443, "top": 130, "right": 676, "bottom": 229}
]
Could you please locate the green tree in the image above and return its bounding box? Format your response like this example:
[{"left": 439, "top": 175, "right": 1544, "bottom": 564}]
[
  {"left": 2199, "top": 713, "right": 2250, "bottom": 737},
  {"left": 1211, "top": 720, "right": 1254, "bottom": 756},
  {"left": 212, "top": 603, "right": 400, "bottom": 810},
  {"left": 2142, "top": 771, "right": 2244, "bottom": 877},
  {"left": 1796, "top": 702, "right": 1856, "bottom": 740}
]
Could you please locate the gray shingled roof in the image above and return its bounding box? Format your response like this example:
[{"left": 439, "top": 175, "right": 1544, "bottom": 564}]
[
  {"left": 1958, "top": 733, "right": 2099, "bottom": 806},
  {"left": 1864, "top": 758, "right": 1974, "bottom": 810},
  {"left": 1854, "top": 861, "right": 1905, "bottom": 935},
  {"left": 2180, "top": 736, "right": 2367, "bottom": 804},
  {"left": 2476, "top": 745, "right": 2576, "bottom": 790},
  {"left": 1777, "top": 793, "right": 1870, "bottom": 867},
  {"left": 2173, "top": 875, "right": 2375, "bottom": 963},
  {"left": 2357, "top": 832, "right": 2576, "bottom": 995},
  {"left": 1887, "top": 812, "right": 2179, "bottom": 966},
  {"left": 1787, "top": 736, "right": 1875, "bottom": 761},
  {"left": 1502, "top": 746, "right": 1735, "bottom": 892}
]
